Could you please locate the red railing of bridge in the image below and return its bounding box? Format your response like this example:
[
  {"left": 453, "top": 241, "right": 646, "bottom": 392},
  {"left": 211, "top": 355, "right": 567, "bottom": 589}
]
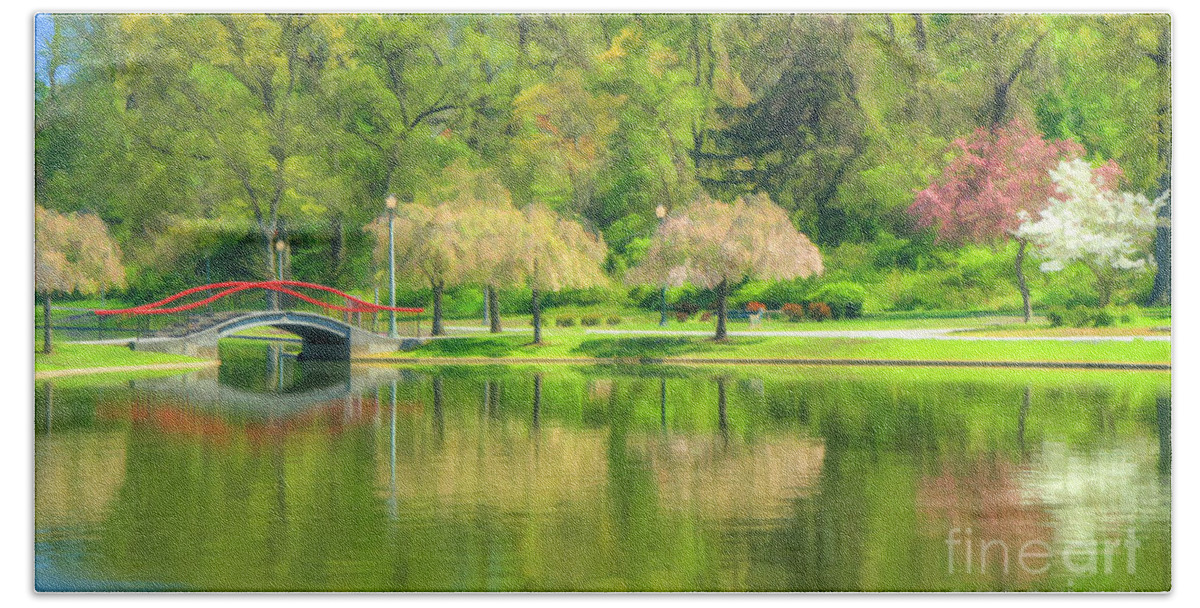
[{"left": 94, "top": 280, "right": 424, "bottom": 316}]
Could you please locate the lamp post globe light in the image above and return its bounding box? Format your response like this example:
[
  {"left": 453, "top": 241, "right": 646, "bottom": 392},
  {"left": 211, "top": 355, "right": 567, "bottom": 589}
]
[
  {"left": 655, "top": 204, "right": 668, "bottom": 327},
  {"left": 386, "top": 194, "right": 398, "bottom": 338}
]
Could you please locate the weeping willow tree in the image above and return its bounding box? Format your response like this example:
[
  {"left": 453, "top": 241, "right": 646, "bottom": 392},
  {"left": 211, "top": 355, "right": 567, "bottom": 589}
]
[
  {"left": 518, "top": 203, "right": 608, "bottom": 344},
  {"left": 35, "top": 205, "right": 126, "bottom": 353},
  {"left": 628, "top": 193, "right": 823, "bottom": 341},
  {"left": 366, "top": 203, "right": 471, "bottom": 336}
]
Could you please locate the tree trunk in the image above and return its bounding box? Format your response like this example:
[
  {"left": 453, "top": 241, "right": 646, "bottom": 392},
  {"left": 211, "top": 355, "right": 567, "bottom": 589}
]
[
  {"left": 432, "top": 375, "right": 445, "bottom": 441},
  {"left": 714, "top": 278, "right": 729, "bottom": 341},
  {"left": 488, "top": 284, "right": 502, "bottom": 333},
  {"left": 659, "top": 376, "right": 667, "bottom": 429},
  {"left": 329, "top": 214, "right": 344, "bottom": 283},
  {"left": 531, "top": 285, "right": 541, "bottom": 344},
  {"left": 716, "top": 376, "right": 728, "bottom": 437},
  {"left": 1098, "top": 279, "right": 1113, "bottom": 308},
  {"left": 482, "top": 285, "right": 490, "bottom": 327},
  {"left": 1014, "top": 237, "right": 1032, "bottom": 323},
  {"left": 912, "top": 14, "right": 926, "bottom": 51},
  {"left": 1147, "top": 22, "right": 1171, "bottom": 307},
  {"left": 41, "top": 290, "right": 52, "bottom": 355},
  {"left": 1157, "top": 394, "right": 1171, "bottom": 475},
  {"left": 1148, "top": 175, "right": 1171, "bottom": 306},
  {"left": 1018, "top": 385, "right": 1032, "bottom": 455},
  {"left": 431, "top": 280, "right": 444, "bottom": 336},
  {"left": 532, "top": 373, "right": 542, "bottom": 429},
  {"left": 1088, "top": 263, "right": 1114, "bottom": 307}
]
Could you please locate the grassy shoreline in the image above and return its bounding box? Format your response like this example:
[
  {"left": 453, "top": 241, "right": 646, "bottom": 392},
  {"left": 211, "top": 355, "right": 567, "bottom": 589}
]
[
  {"left": 34, "top": 342, "right": 206, "bottom": 372},
  {"left": 371, "top": 331, "right": 1170, "bottom": 365},
  {"left": 35, "top": 313, "right": 1171, "bottom": 377}
]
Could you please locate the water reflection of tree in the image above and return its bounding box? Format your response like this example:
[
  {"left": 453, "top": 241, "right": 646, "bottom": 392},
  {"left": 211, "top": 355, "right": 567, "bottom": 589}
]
[{"left": 36, "top": 367, "right": 1171, "bottom": 591}]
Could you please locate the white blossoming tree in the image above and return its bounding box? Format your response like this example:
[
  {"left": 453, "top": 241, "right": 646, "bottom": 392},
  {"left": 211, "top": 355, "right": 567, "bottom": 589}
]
[{"left": 1015, "top": 159, "right": 1165, "bottom": 307}]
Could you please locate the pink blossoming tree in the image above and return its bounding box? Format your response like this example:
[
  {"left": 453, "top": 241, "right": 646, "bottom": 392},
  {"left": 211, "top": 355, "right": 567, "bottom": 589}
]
[{"left": 909, "top": 120, "right": 1088, "bottom": 322}]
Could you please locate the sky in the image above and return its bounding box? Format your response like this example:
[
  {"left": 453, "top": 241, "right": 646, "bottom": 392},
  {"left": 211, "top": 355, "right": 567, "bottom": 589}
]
[{"left": 34, "top": 14, "right": 72, "bottom": 86}]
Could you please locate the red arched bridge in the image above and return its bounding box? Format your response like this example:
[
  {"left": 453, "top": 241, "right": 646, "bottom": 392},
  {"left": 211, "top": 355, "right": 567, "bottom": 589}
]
[{"left": 92, "top": 280, "right": 424, "bottom": 361}]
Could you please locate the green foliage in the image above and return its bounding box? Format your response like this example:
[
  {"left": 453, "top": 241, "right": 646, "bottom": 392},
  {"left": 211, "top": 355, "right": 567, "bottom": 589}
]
[
  {"left": 605, "top": 315, "right": 621, "bottom": 326},
  {"left": 1046, "top": 307, "right": 1066, "bottom": 327},
  {"left": 1093, "top": 306, "right": 1118, "bottom": 328},
  {"left": 1052, "top": 304, "right": 1136, "bottom": 329},
  {"left": 555, "top": 315, "right": 576, "bottom": 328},
  {"left": 809, "top": 281, "right": 866, "bottom": 319},
  {"left": 781, "top": 303, "right": 806, "bottom": 322},
  {"left": 1118, "top": 305, "right": 1142, "bottom": 325},
  {"left": 581, "top": 314, "right": 602, "bottom": 327},
  {"left": 35, "top": 13, "right": 1171, "bottom": 317},
  {"left": 807, "top": 302, "right": 832, "bottom": 322},
  {"left": 675, "top": 301, "right": 700, "bottom": 317}
]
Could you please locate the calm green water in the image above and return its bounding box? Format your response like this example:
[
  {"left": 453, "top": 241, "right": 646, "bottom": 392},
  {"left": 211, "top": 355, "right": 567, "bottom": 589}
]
[{"left": 35, "top": 343, "right": 1170, "bottom": 591}]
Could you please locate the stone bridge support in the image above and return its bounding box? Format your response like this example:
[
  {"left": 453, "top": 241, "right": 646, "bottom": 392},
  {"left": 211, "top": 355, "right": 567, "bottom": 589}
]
[{"left": 132, "top": 310, "right": 407, "bottom": 361}]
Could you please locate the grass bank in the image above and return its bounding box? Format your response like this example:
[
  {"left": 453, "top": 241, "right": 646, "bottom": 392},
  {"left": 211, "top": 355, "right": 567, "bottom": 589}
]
[
  {"left": 365, "top": 330, "right": 1170, "bottom": 365},
  {"left": 34, "top": 342, "right": 207, "bottom": 372}
]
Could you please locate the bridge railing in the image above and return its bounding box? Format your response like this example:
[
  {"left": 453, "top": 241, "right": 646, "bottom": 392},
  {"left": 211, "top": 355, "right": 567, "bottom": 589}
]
[{"left": 80, "top": 281, "right": 426, "bottom": 340}]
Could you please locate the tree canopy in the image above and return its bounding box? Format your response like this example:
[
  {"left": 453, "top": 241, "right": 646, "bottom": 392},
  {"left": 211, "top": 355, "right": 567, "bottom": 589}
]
[
  {"left": 1015, "top": 159, "right": 1164, "bottom": 306},
  {"left": 35, "top": 13, "right": 1171, "bottom": 311},
  {"left": 628, "top": 193, "right": 822, "bottom": 339}
]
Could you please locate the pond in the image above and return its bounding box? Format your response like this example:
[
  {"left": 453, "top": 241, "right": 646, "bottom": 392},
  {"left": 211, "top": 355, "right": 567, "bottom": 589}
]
[{"left": 35, "top": 342, "right": 1170, "bottom": 591}]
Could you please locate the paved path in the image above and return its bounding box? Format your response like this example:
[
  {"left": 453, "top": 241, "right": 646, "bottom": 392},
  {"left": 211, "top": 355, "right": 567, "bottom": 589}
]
[{"left": 579, "top": 327, "right": 1170, "bottom": 342}]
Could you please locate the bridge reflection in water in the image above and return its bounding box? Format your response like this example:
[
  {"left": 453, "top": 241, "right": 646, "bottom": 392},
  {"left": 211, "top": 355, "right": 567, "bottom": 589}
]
[{"left": 33, "top": 346, "right": 1171, "bottom": 591}]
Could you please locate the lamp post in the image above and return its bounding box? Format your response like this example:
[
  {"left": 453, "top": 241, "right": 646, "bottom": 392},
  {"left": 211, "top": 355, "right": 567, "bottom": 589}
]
[
  {"left": 656, "top": 204, "right": 668, "bottom": 327},
  {"left": 275, "top": 240, "right": 286, "bottom": 280},
  {"left": 386, "top": 194, "right": 398, "bottom": 338},
  {"left": 274, "top": 239, "right": 286, "bottom": 310}
]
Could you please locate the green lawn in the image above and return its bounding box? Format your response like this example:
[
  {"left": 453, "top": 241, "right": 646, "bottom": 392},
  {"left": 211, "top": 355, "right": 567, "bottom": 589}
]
[
  {"left": 370, "top": 330, "right": 1170, "bottom": 364},
  {"left": 439, "top": 308, "right": 1171, "bottom": 335},
  {"left": 35, "top": 342, "right": 206, "bottom": 372}
]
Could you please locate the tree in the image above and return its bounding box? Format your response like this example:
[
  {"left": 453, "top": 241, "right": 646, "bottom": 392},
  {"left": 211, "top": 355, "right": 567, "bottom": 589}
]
[
  {"left": 696, "top": 16, "right": 867, "bottom": 247},
  {"left": 518, "top": 203, "right": 608, "bottom": 344},
  {"left": 35, "top": 206, "right": 125, "bottom": 354},
  {"left": 909, "top": 119, "right": 1084, "bottom": 321},
  {"left": 1035, "top": 15, "right": 1171, "bottom": 305},
  {"left": 1014, "top": 159, "right": 1163, "bottom": 307},
  {"left": 116, "top": 14, "right": 343, "bottom": 279},
  {"left": 366, "top": 203, "right": 466, "bottom": 336},
  {"left": 452, "top": 200, "right": 530, "bottom": 334},
  {"left": 628, "top": 193, "right": 823, "bottom": 340}
]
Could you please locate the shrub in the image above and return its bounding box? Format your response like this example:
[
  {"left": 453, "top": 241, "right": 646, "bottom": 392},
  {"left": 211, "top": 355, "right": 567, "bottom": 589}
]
[
  {"left": 675, "top": 301, "right": 700, "bottom": 316},
  {"left": 541, "top": 286, "right": 618, "bottom": 309},
  {"left": 1066, "top": 305, "right": 1094, "bottom": 328},
  {"left": 676, "top": 311, "right": 690, "bottom": 323},
  {"left": 581, "top": 314, "right": 602, "bottom": 326},
  {"left": 807, "top": 301, "right": 832, "bottom": 322},
  {"left": 1093, "top": 306, "right": 1117, "bottom": 328},
  {"left": 605, "top": 315, "right": 621, "bottom": 326},
  {"left": 782, "top": 303, "right": 805, "bottom": 322},
  {"left": 700, "top": 311, "right": 712, "bottom": 322},
  {"left": 810, "top": 281, "right": 866, "bottom": 319},
  {"left": 1046, "top": 307, "right": 1066, "bottom": 327},
  {"left": 745, "top": 301, "right": 766, "bottom": 313},
  {"left": 1118, "top": 305, "right": 1141, "bottom": 325},
  {"left": 555, "top": 315, "right": 576, "bottom": 327},
  {"left": 760, "top": 279, "right": 817, "bottom": 309}
]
